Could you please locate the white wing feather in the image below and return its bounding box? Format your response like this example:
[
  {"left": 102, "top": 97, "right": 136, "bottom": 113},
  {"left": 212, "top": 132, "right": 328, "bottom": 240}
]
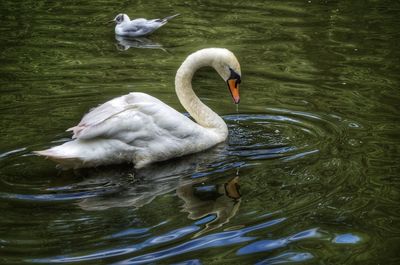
[{"left": 66, "top": 92, "right": 206, "bottom": 145}]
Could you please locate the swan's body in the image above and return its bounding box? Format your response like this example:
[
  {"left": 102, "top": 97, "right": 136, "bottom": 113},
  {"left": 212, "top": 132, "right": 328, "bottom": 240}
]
[
  {"left": 113, "top": 13, "right": 180, "bottom": 37},
  {"left": 35, "top": 48, "right": 241, "bottom": 169}
]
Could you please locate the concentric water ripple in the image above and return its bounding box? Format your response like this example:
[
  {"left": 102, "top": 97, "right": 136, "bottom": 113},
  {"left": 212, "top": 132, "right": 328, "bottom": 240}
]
[{"left": 226, "top": 108, "right": 342, "bottom": 163}]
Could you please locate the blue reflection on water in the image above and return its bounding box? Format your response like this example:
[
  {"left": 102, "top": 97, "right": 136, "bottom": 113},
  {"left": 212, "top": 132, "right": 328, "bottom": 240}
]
[
  {"left": 31, "top": 218, "right": 287, "bottom": 264},
  {"left": 113, "top": 218, "right": 286, "bottom": 265},
  {"left": 237, "top": 228, "right": 320, "bottom": 255},
  {"left": 20, "top": 170, "right": 364, "bottom": 265},
  {"left": 333, "top": 233, "right": 361, "bottom": 244},
  {"left": 0, "top": 191, "right": 102, "bottom": 202},
  {"left": 194, "top": 214, "right": 217, "bottom": 225},
  {"left": 31, "top": 218, "right": 284, "bottom": 264},
  {"left": 31, "top": 226, "right": 201, "bottom": 263},
  {"left": 255, "top": 251, "right": 314, "bottom": 265},
  {"left": 171, "top": 259, "right": 202, "bottom": 265},
  {"left": 108, "top": 228, "right": 150, "bottom": 239}
]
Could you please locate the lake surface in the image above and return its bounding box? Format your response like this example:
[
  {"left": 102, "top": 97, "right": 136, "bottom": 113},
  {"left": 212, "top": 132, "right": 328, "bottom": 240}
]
[{"left": 0, "top": 0, "right": 399, "bottom": 264}]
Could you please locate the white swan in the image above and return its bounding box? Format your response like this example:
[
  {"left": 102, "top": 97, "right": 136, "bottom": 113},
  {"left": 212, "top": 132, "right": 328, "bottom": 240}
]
[{"left": 35, "top": 48, "right": 241, "bottom": 169}]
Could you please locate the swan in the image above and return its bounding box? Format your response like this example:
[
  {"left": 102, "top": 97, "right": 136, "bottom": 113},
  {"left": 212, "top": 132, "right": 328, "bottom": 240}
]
[
  {"left": 112, "top": 13, "right": 180, "bottom": 37},
  {"left": 35, "top": 48, "right": 241, "bottom": 169}
]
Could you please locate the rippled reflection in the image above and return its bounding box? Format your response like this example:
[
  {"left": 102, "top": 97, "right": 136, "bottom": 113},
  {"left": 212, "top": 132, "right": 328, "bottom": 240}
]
[
  {"left": 75, "top": 144, "right": 233, "bottom": 211},
  {"left": 33, "top": 217, "right": 286, "bottom": 264},
  {"left": 237, "top": 228, "right": 321, "bottom": 255},
  {"left": 115, "top": 35, "right": 165, "bottom": 51},
  {"left": 177, "top": 175, "right": 241, "bottom": 236},
  {"left": 255, "top": 252, "right": 314, "bottom": 265}
]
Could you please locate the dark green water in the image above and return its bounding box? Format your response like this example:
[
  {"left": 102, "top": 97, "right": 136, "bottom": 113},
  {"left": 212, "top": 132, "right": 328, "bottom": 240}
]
[{"left": 1, "top": 0, "right": 399, "bottom": 264}]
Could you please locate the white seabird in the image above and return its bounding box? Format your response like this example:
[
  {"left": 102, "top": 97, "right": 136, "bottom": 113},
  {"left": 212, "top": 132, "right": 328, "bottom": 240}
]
[{"left": 112, "top": 13, "right": 180, "bottom": 37}]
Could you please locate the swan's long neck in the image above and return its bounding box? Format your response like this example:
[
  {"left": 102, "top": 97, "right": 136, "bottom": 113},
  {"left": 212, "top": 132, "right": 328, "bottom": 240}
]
[{"left": 175, "top": 50, "right": 228, "bottom": 140}]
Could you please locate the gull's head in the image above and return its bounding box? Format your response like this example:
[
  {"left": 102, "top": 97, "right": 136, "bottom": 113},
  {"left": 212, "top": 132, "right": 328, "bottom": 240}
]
[
  {"left": 210, "top": 48, "right": 241, "bottom": 104},
  {"left": 113, "top": 13, "right": 130, "bottom": 24}
]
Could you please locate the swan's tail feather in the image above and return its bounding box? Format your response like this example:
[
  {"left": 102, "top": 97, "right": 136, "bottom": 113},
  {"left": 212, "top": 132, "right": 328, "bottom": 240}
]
[
  {"left": 33, "top": 141, "right": 85, "bottom": 169},
  {"left": 34, "top": 149, "right": 73, "bottom": 159},
  {"left": 34, "top": 147, "right": 84, "bottom": 169},
  {"left": 34, "top": 139, "right": 135, "bottom": 169}
]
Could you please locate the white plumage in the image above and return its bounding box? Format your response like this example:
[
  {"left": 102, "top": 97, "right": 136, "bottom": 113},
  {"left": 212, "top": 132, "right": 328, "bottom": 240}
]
[
  {"left": 113, "top": 13, "right": 180, "bottom": 37},
  {"left": 35, "top": 48, "right": 242, "bottom": 169}
]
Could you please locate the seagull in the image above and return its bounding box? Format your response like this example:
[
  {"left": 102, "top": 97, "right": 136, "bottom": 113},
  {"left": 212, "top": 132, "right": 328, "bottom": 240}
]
[{"left": 112, "top": 13, "right": 180, "bottom": 37}]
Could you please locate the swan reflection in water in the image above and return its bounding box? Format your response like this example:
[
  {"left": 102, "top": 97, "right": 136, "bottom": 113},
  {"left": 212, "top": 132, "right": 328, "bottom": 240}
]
[
  {"left": 177, "top": 175, "right": 241, "bottom": 236},
  {"left": 71, "top": 146, "right": 242, "bottom": 233},
  {"left": 115, "top": 35, "right": 165, "bottom": 51}
]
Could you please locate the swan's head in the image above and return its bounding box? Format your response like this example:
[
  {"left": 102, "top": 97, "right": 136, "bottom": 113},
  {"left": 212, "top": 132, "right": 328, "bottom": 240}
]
[
  {"left": 211, "top": 48, "right": 242, "bottom": 104},
  {"left": 178, "top": 48, "right": 242, "bottom": 104},
  {"left": 113, "top": 13, "right": 130, "bottom": 24}
]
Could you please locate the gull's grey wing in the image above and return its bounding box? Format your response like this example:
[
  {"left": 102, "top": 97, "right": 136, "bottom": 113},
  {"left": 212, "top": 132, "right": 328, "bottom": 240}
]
[{"left": 123, "top": 19, "right": 162, "bottom": 36}]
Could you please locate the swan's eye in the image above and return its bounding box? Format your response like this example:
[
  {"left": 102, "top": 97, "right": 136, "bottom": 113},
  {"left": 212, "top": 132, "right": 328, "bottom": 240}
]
[{"left": 228, "top": 67, "right": 241, "bottom": 81}]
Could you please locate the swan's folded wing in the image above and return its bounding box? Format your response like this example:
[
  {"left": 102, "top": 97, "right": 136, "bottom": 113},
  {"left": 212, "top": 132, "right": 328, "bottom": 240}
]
[
  {"left": 68, "top": 92, "right": 198, "bottom": 141},
  {"left": 67, "top": 94, "right": 129, "bottom": 138}
]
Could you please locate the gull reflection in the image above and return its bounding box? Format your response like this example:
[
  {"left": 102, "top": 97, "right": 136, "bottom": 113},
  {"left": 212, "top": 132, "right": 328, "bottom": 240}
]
[{"left": 115, "top": 35, "right": 165, "bottom": 51}]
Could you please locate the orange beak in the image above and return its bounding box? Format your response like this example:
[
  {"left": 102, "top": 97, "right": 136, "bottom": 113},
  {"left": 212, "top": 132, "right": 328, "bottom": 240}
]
[{"left": 227, "top": 79, "right": 240, "bottom": 104}]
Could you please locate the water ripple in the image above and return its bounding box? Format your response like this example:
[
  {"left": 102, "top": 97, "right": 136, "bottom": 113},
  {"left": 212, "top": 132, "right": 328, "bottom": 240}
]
[
  {"left": 255, "top": 252, "right": 314, "bottom": 265},
  {"left": 225, "top": 109, "right": 342, "bottom": 164},
  {"left": 237, "top": 228, "right": 320, "bottom": 255},
  {"left": 31, "top": 218, "right": 286, "bottom": 264}
]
